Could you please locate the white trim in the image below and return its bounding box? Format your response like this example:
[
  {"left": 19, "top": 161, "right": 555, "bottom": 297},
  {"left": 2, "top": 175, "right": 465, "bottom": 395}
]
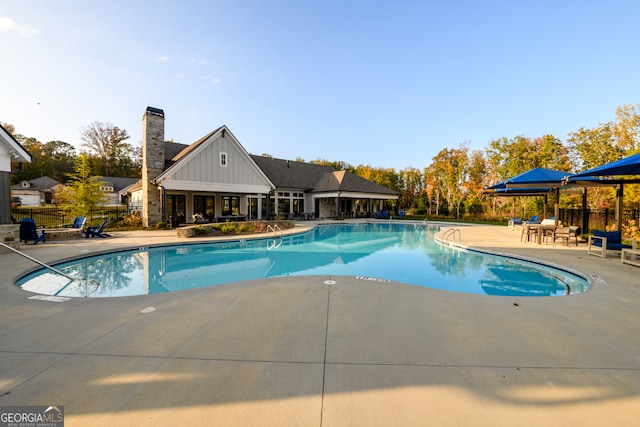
[
  {"left": 155, "top": 126, "right": 274, "bottom": 190},
  {"left": 313, "top": 191, "right": 399, "bottom": 200},
  {"left": 160, "top": 179, "right": 271, "bottom": 193},
  {"left": 0, "top": 126, "right": 31, "bottom": 166}
]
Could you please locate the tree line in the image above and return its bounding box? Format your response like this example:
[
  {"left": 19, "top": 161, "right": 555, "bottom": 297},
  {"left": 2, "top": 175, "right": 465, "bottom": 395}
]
[{"left": 6, "top": 103, "right": 640, "bottom": 220}]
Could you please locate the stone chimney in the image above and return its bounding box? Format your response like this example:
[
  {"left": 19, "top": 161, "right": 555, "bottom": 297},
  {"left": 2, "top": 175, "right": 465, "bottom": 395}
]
[{"left": 141, "top": 107, "right": 165, "bottom": 226}]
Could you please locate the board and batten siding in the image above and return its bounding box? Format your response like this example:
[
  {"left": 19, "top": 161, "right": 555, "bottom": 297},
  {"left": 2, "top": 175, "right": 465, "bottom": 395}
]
[{"left": 160, "top": 132, "right": 272, "bottom": 193}]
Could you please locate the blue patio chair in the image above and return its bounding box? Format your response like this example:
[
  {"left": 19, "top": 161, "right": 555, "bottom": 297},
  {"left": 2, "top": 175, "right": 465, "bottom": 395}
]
[
  {"left": 84, "top": 218, "right": 111, "bottom": 238},
  {"left": 63, "top": 216, "right": 87, "bottom": 229},
  {"left": 587, "top": 230, "right": 633, "bottom": 258},
  {"left": 19, "top": 218, "right": 46, "bottom": 244}
]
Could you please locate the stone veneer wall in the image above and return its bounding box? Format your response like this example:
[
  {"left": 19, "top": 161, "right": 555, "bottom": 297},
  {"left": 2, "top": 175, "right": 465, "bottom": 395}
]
[
  {"left": 141, "top": 108, "right": 165, "bottom": 227},
  {"left": 0, "top": 224, "right": 20, "bottom": 252}
]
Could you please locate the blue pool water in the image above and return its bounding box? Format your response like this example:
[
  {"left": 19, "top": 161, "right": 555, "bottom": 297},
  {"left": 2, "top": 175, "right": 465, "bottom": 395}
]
[{"left": 17, "top": 223, "right": 590, "bottom": 298}]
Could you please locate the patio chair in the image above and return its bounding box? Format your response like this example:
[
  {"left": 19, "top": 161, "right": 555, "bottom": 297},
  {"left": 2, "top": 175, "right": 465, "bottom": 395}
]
[
  {"left": 587, "top": 230, "right": 634, "bottom": 258},
  {"left": 84, "top": 218, "right": 111, "bottom": 238},
  {"left": 520, "top": 223, "right": 538, "bottom": 243},
  {"left": 552, "top": 226, "right": 572, "bottom": 246},
  {"left": 18, "top": 218, "right": 46, "bottom": 245},
  {"left": 63, "top": 216, "right": 87, "bottom": 229}
]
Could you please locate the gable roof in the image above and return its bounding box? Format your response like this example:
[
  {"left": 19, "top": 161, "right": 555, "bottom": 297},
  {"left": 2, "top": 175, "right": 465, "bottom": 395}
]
[
  {"left": 154, "top": 126, "right": 273, "bottom": 192},
  {"left": 0, "top": 123, "right": 31, "bottom": 164},
  {"left": 314, "top": 170, "right": 400, "bottom": 195},
  {"left": 11, "top": 176, "right": 61, "bottom": 190},
  {"left": 164, "top": 141, "right": 191, "bottom": 168},
  {"left": 98, "top": 177, "right": 140, "bottom": 192}
]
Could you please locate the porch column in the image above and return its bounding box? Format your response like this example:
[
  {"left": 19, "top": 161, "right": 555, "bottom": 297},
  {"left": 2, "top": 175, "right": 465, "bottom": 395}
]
[
  {"left": 0, "top": 172, "right": 9, "bottom": 225},
  {"left": 616, "top": 184, "right": 624, "bottom": 231}
]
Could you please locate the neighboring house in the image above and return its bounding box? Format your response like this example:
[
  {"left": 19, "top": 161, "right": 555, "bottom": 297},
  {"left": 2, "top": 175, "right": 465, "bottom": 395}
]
[
  {"left": 97, "top": 177, "right": 139, "bottom": 206},
  {"left": 10, "top": 176, "right": 61, "bottom": 207},
  {"left": 127, "top": 107, "right": 399, "bottom": 226},
  {"left": 1, "top": 124, "right": 31, "bottom": 224}
]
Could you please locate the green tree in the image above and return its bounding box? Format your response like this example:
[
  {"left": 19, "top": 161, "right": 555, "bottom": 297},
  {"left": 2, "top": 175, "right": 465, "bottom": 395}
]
[
  {"left": 59, "top": 153, "right": 107, "bottom": 218},
  {"left": 80, "top": 121, "right": 132, "bottom": 177},
  {"left": 613, "top": 103, "right": 640, "bottom": 154},
  {"left": 399, "top": 167, "right": 422, "bottom": 210},
  {"left": 431, "top": 144, "right": 469, "bottom": 219},
  {"left": 567, "top": 124, "right": 622, "bottom": 171}
]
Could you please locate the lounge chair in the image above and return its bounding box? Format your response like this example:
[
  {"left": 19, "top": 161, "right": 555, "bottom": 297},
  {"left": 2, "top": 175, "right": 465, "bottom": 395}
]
[
  {"left": 525, "top": 215, "right": 540, "bottom": 224},
  {"left": 84, "top": 219, "right": 111, "bottom": 238},
  {"left": 376, "top": 210, "right": 391, "bottom": 219},
  {"left": 63, "top": 216, "right": 87, "bottom": 229},
  {"left": 587, "top": 230, "right": 634, "bottom": 258},
  {"left": 19, "top": 218, "right": 46, "bottom": 244},
  {"left": 508, "top": 218, "right": 522, "bottom": 229},
  {"left": 192, "top": 213, "right": 209, "bottom": 224}
]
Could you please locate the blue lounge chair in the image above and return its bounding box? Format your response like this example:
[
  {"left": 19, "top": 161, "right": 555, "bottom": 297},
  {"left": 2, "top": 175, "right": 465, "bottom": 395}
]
[
  {"left": 525, "top": 215, "right": 540, "bottom": 224},
  {"left": 376, "top": 210, "right": 391, "bottom": 219},
  {"left": 19, "top": 218, "right": 46, "bottom": 244},
  {"left": 84, "top": 219, "right": 111, "bottom": 238},
  {"left": 508, "top": 218, "right": 522, "bottom": 228},
  {"left": 64, "top": 216, "right": 87, "bottom": 229}
]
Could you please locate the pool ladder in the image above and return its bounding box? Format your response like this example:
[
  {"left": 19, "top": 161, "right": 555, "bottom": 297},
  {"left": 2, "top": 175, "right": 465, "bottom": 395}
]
[
  {"left": 266, "top": 224, "right": 283, "bottom": 238},
  {"left": 441, "top": 228, "right": 461, "bottom": 242},
  {"left": 266, "top": 224, "right": 283, "bottom": 250}
]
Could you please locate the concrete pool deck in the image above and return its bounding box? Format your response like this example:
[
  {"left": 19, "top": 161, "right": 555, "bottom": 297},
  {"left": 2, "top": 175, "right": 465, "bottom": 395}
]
[{"left": 0, "top": 221, "right": 639, "bottom": 426}]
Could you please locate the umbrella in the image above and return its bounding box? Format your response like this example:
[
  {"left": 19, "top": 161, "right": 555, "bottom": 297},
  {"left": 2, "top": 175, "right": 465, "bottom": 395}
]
[
  {"left": 501, "top": 167, "right": 572, "bottom": 188},
  {"left": 566, "top": 153, "right": 640, "bottom": 232},
  {"left": 486, "top": 168, "right": 573, "bottom": 225},
  {"left": 569, "top": 153, "right": 640, "bottom": 179}
]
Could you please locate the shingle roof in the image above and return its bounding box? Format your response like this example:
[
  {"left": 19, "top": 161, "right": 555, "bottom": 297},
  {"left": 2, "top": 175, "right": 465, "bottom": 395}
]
[
  {"left": 251, "top": 155, "right": 399, "bottom": 195},
  {"left": 250, "top": 155, "right": 336, "bottom": 190},
  {"left": 313, "top": 170, "right": 400, "bottom": 195},
  {"left": 11, "top": 176, "right": 61, "bottom": 190},
  {"left": 98, "top": 177, "right": 140, "bottom": 192}
]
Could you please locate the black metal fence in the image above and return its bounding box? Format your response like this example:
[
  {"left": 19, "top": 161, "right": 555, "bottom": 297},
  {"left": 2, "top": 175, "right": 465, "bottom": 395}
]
[
  {"left": 558, "top": 208, "right": 639, "bottom": 232},
  {"left": 10, "top": 205, "right": 640, "bottom": 232},
  {"left": 11, "top": 206, "right": 131, "bottom": 228}
]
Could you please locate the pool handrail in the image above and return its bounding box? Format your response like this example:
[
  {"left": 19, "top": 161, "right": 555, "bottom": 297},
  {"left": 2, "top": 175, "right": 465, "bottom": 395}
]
[
  {"left": 266, "top": 224, "right": 282, "bottom": 238},
  {"left": 0, "top": 241, "right": 76, "bottom": 282}
]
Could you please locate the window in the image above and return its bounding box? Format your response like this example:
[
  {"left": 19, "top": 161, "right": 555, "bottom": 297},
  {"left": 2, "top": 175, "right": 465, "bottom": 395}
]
[
  {"left": 293, "top": 192, "right": 304, "bottom": 213},
  {"left": 194, "top": 195, "right": 215, "bottom": 221},
  {"left": 221, "top": 196, "right": 240, "bottom": 216},
  {"left": 220, "top": 152, "right": 228, "bottom": 167}
]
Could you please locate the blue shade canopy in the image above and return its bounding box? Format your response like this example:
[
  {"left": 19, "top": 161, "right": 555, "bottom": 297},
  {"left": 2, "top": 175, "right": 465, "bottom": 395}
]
[
  {"left": 503, "top": 168, "right": 572, "bottom": 188},
  {"left": 569, "top": 153, "right": 640, "bottom": 179}
]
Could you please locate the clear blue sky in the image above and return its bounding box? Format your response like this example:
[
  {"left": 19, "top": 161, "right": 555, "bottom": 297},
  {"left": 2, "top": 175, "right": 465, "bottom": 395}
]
[{"left": 1, "top": 1, "right": 639, "bottom": 171}]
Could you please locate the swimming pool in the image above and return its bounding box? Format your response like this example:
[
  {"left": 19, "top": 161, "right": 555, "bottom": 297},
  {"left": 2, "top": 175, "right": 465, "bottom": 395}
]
[{"left": 17, "top": 222, "right": 590, "bottom": 298}]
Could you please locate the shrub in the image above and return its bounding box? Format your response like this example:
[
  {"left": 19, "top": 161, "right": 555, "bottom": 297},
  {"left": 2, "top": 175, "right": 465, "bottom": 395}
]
[
  {"left": 220, "top": 221, "right": 236, "bottom": 234},
  {"left": 193, "top": 225, "right": 208, "bottom": 235},
  {"left": 236, "top": 222, "right": 255, "bottom": 234},
  {"left": 156, "top": 221, "right": 167, "bottom": 230},
  {"left": 123, "top": 210, "right": 143, "bottom": 227}
]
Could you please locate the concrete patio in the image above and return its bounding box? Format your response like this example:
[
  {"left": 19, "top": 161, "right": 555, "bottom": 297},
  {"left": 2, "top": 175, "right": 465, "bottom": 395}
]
[{"left": 0, "top": 221, "right": 638, "bottom": 426}]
